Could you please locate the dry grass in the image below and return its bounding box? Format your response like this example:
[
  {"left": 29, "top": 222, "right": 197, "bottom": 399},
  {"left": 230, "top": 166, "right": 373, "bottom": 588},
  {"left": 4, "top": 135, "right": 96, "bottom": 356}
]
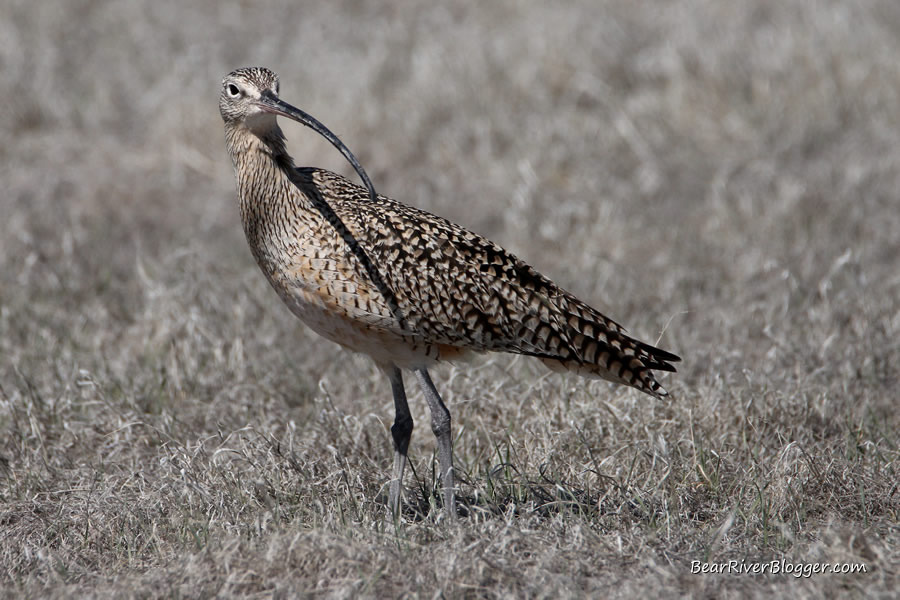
[{"left": 1, "top": 0, "right": 898, "bottom": 597}]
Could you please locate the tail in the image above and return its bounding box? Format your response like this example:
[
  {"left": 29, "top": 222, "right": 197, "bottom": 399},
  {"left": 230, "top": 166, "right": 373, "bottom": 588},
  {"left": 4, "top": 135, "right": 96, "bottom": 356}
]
[
  {"left": 539, "top": 337, "right": 679, "bottom": 398},
  {"left": 524, "top": 295, "right": 681, "bottom": 399}
]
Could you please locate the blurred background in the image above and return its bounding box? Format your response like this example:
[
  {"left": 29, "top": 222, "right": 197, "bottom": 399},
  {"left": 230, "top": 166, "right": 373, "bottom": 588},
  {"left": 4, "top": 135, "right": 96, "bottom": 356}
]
[{"left": 1, "top": 1, "right": 898, "bottom": 594}]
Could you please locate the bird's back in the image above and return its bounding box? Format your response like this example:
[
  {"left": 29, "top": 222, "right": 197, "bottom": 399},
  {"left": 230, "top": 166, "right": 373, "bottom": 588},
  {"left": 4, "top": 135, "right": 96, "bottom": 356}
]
[{"left": 280, "top": 167, "right": 678, "bottom": 397}]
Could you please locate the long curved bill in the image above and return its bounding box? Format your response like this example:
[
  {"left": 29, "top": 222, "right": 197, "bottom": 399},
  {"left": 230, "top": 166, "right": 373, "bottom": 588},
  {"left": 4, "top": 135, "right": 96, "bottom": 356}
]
[{"left": 255, "top": 91, "right": 378, "bottom": 203}]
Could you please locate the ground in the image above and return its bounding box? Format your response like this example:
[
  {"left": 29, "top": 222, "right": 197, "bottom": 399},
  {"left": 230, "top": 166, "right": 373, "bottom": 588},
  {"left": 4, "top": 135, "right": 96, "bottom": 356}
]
[{"left": 1, "top": 0, "right": 898, "bottom": 598}]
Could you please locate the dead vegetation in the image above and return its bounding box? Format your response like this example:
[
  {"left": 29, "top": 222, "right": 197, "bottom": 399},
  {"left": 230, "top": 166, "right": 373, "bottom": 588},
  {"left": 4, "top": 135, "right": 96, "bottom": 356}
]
[{"left": 1, "top": 0, "right": 898, "bottom": 597}]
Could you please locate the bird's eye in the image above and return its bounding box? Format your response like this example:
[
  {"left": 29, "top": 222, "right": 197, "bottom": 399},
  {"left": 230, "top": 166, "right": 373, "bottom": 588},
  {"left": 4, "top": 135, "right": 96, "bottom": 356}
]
[{"left": 226, "top": 83, "right": 240, "bottom": 97}]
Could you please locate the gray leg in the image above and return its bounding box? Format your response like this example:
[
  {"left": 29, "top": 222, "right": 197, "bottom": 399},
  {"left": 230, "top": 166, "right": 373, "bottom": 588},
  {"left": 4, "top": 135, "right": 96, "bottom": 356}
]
[
  {"left": 415, "top": 368, "right": 457, "bottom": 521},
  {"left": 387, "top": 366, "right": 413, "bottom": 517}
]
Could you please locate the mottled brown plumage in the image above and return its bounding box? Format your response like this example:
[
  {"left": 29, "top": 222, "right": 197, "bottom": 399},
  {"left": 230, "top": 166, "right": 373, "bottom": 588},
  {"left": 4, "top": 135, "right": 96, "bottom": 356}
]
[{"left": 219, "top": 67, "right": 680, "bottom": 520}]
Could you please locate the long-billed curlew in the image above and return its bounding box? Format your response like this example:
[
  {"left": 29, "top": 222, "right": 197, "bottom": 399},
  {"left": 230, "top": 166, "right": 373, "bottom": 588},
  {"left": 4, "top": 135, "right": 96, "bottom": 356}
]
[{"left": 219, "top": 67, "right": 680, "bottom": 521}]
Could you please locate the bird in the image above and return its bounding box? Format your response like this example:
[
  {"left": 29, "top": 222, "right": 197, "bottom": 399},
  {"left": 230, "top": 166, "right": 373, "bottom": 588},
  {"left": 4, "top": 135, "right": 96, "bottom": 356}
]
[{"left": 219, "top": 66, "right": 680, "bottom": 521}]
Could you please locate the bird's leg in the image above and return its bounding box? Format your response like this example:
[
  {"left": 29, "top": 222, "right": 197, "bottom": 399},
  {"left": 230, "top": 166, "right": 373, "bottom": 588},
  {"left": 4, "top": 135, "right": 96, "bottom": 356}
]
[
  {"left": 415, "top": 368, "right": 457, "bottom": 521},
  {"left": 386, "top": 365, "right": 413, "bottom": 518}
]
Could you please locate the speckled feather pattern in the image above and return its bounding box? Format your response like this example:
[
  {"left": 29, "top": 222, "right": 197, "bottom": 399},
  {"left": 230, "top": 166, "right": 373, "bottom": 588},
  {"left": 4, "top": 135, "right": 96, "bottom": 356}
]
[{"left": 222, "top": 67, "right": 679, "bottom": 398}]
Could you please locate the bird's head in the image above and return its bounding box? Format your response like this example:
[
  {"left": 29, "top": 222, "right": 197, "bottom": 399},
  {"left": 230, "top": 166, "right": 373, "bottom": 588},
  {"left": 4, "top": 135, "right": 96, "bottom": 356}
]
[
  {"left": 219, "top": 67, "right": 378, "bottom": 202},
  {"left": 219, "top": 67, "right": 282, "bottom": 133}
]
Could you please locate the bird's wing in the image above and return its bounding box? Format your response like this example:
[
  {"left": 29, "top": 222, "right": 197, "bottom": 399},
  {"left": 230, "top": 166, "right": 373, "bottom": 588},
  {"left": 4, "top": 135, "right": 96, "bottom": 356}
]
[{"left": 298, "top": 168, "right": 680, "bottom": 395}]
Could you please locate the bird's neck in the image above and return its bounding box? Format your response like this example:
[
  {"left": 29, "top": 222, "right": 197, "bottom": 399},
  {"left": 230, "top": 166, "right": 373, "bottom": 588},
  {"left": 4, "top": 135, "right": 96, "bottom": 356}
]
[
  {"left": 225, "top": 123, "right": 303, "bottom": 247},
  {"left": 227, "top": 123, "right": 296, "bottom": 193},
  {"left": 225, "top": 122, "right": 293, "bottom": 169}
]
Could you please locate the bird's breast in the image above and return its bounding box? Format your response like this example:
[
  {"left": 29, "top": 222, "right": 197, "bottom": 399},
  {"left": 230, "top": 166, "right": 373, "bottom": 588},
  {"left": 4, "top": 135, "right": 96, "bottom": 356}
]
[{"left": 249, "top": 233, "right": 453, "bottom": 368}]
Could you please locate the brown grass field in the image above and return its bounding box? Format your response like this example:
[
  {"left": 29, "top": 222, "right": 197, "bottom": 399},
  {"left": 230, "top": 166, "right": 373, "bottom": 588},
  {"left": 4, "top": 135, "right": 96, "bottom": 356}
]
[{"left": 1, "top": 0, "right": 898, "bottom": 597}]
